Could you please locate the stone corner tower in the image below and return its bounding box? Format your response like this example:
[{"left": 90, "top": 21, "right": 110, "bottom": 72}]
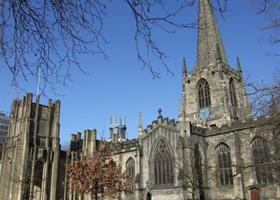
[
  {"left": 0, "top": 93, "right": 62, "bottom": 200},
  {"left": 182, "top": 0, "right": 251, "bottom": 127}
]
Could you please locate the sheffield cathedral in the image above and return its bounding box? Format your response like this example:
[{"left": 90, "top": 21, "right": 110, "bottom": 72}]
[{"left": 0, "top": 0, "right": 279, "bottom": 200}]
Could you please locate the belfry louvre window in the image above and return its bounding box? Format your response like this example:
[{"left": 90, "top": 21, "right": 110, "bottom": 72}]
[
  {"left": 216, "top": 143, "right": 233, "bottom": 186},
  {"left": 229, "top": 78, "right": 237, "bottom": 107},
  {"left": 126, "top": 158, "right": 135, "bottom": 177},
  {"left": 251, "top": 137, "right": 273, "bottom": 184},
  {"left": 198, "top": 79, "right": 211, "bottom": 108},
  {"left": 153, "top": 140, "right": 174, "bottom": 185}
]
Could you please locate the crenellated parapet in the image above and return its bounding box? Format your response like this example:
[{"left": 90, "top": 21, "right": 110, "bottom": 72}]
[
  {"left": 69, "top": 129, "right": 98, "bottom": 159},
  {"left": 144, "top": 116, "right": 178, "bottom": 136}
]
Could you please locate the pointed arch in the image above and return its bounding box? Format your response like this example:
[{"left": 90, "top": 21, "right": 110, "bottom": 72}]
[
  {"left": 151, "top": 138, "right": 174, "bottom": 185},
  {"left": 229, "top": 78, "right": 237, "bottom": 107},
  {"left": 251, "top": 137, "right": 273, "bottom": 184},
  {"left": 126, "top": 158, "right": 135, "bottom": 177},
  {"left": 146, "top": 193, "right": 152, "bottom": 200},
  {"left": 197, "top": 79, "right": 211, "bottom": 108},
  {"left": 215, "top": 143, "right": 233, "bottom": 186}
]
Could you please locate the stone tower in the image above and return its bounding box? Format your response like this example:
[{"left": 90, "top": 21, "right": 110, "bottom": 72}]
[
  {"left": 182, "top": 0, "right": 251, "bottom": 127},
  {"left": 109, "top": 116, "right": 127, "bottom": 142},
  {"left": 0, "top": 93, "right": 62, "bottom": 200},
  {"left": 65, "top": 129, "right": 98, "bottom": 200}
]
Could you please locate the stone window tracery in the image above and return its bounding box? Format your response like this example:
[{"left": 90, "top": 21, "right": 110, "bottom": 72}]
[
  {"left": 197, "top": 79, "right": 211, "bottom": 108},
  {"left": 153, "top": 139, "right": 174, "bottom": 185},
  {"left": 216, "top": 143, "right": 233, "bottom": 186},
  {"left": 251, "top": 137, "right": 273, "bottom": 184},
  {"left": 126, "top": 158, "right": 135, "bottom": 177}
]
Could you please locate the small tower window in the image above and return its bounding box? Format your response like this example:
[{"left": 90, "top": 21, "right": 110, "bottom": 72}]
[
  {"left": 251, "top": 137, "right": 273, "bottom": 184},
  {"left": 216, "top": 143, "right": 233, "bottom": 186},
  {"left": 197, "top": 79, "right": 211, "bottom": 108},
  {"left": 229, "top": 78, "right": 237, "bottom": 107}
]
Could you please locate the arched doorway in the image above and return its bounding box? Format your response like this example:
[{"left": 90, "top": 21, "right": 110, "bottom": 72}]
[
  {"left": 147, "top": 193, "right": 152, "bottom": 200},
  {"left": 249, "top": 187, "right": 260, "bottom": 200}
]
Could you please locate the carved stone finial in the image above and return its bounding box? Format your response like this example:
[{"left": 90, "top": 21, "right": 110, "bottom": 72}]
[{"left": 236, "top": 57, "right": 242, "bottom": 73}]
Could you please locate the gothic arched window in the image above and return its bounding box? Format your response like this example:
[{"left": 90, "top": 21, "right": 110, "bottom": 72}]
[
  {"left": 153, "top": 139, "right": 174, "bottom": 185},
  {"left": 251, "top": 137, "right": 273, "bottom": 184},
  {"left": 197, "top": 79, "right": 211, "bottom": 108},
  {"left": 216, "top": 143, "right": 233, "bottom": 186},
  {"left": 126, "top": 158, "right": 135, "bottom": 177},
  {"left": 229, "top": 78, "right": 237, "bottom": 107}
]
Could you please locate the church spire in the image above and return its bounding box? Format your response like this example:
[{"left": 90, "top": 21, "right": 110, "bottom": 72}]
[{"left": 196, "top": 0, "right": 228, "bottom": 69}]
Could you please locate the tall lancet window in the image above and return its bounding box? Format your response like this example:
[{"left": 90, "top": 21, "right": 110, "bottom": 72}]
[
  {"left": 126, "top": 158, "right": 135, "bottom": 177},
  {"left": 153, "top": 139, "right": 174, "bottom": 185},
  {"left": 229, "top": 78, "right": 237, "bottom": 106},
  {"left": 216, "top": 143, "right": 233, "bottom": 186},
  {"left": 197, "top": 79, "right": 211, "bottom": 108},
  {"left": 251, "top": 137, "right": 273, "bottom": 184}
]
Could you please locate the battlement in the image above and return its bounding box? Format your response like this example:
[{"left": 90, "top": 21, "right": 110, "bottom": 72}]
[
  {"left": 69, "top": 129, "right": 97, "bottom": 157},
  {"left": 144, "top": 116, "right": 177, "bottom": 134}
]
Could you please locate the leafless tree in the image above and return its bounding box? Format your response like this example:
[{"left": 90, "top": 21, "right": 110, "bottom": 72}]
[
  {"left": 176, "top": 136, "right": 212, "bottom": 200},
  {"left": 1, "top": 0, "right": 275, "bottom": 94},
  {"left": 0, "top": 0, "right": 236, "bottom": 95},
  {"left": 246, "top": 69, "right": 280, "bottom": 181},
  {"left": 0, "top": 0, "right": 196, "bottom": 94},
  {"left": 250, "top": 0, "right": 280, "bottom": 55}
]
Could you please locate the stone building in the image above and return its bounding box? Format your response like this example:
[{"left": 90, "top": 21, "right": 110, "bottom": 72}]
[
  {"left": 0, "top": 112, "right": 9, "bottom": 145},
  {"left": 0, "top": 112, "right": 9, "bottom": 164},
  {"left": 1, "top": 0, "right": 279, "bottom": 200},
  {"left": 0, "top": 94, "right": 66, "bottom": 200},
  {"left": 66, "top": 0, "right": 280, "bottom": 199}
]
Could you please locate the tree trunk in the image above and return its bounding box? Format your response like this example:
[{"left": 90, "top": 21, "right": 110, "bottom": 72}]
[
  {"left": 95, "top": 187, "right": 98, "bottom": 200},
  {"left": 192, "top": 189, "right": 195, "bottom": 200},
  {"left": 90, "top": 192, "right": 98, "bottom": 200}
]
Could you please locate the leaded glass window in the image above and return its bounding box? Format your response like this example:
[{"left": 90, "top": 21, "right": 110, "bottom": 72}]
[
  {"left": 153, "top": 140, "right": 174, "bottom": 185},
  {"left": 251, "top": 137, "right": 273, "bottom": 184},
  {"left": 216, "top": 143, "right": 233, "bottom": 186},
  {"left": 229, "top": 78, "right": 237, "bottom": 107},
  {"left": 126, "top": 158, "right": 135, "bottom": 177},
  {"left": 198, "top": 79, "right": 211, "bottom": 108}
]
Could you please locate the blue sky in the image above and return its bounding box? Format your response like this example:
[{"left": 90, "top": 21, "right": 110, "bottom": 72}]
[{"left": 0, "top": 0, "right": 279, "bottom": 147}]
